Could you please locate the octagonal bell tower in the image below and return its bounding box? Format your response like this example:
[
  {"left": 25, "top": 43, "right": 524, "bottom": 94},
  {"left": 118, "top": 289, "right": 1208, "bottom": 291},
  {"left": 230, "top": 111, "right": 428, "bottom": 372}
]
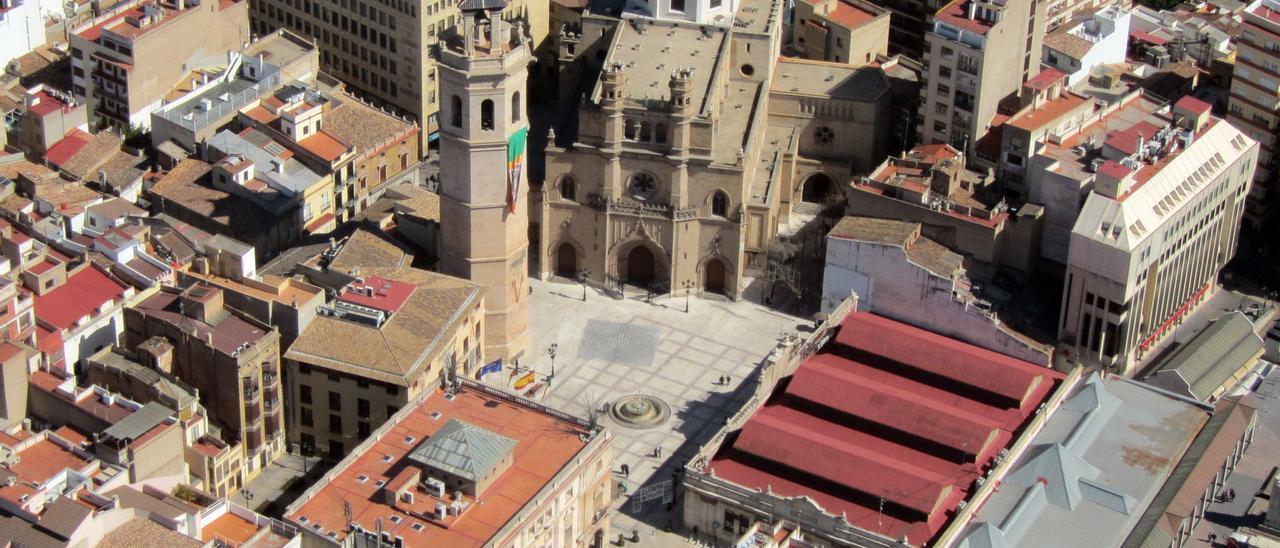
[{"left": 438, "top": 0, "right": 531, "bottom": 363}]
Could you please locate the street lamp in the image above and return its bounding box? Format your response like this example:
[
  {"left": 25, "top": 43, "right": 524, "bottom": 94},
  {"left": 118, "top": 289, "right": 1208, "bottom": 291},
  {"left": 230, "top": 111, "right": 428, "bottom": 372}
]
[
  {"left": 682, "top": 280, "right": 695, "bottom": 313},
  {"left": 547, "top": 343, "right": 558, "bottom": 382},
  {"left": 578, "top": 269, "right": 591, "bottom": 301}
]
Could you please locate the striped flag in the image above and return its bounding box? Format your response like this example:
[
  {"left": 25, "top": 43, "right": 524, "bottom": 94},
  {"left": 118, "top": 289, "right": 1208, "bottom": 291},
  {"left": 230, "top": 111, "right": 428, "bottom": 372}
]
[{"left": 506, "top": 127, "right": 528, "bottom": 213}]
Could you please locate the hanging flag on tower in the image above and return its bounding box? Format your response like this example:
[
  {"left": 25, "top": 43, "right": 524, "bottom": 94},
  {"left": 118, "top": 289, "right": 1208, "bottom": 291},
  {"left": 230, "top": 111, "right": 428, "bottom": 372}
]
[{"left": 506, "top": 127, "right": 527, "bottom": 213}]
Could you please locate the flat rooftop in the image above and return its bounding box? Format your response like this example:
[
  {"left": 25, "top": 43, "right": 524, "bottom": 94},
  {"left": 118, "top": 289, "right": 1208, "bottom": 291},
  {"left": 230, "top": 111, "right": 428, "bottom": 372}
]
[
  {"left": 1038, "top": 92, "right": 1168, "bottom": 183},
  {"left": 734, "top": 0, "right": 782, "bottom": 34},
  {"left": 597, "top": 19, "right": 727, "bottom": 111},
  {"left": 771, "top": 58, "right": 891, "bottom": 102},
  {"left": 955, "top": 375, "right": 1209, "bottom": 548},
  {"left": 132, "top": 290, "right": 272, "bottom": 355},
  {"left": 285, "top": 384, "right": 594, "bottom": 546},
  {"left": 705, "top": 312, "right": 1063, "bottom": 545}
]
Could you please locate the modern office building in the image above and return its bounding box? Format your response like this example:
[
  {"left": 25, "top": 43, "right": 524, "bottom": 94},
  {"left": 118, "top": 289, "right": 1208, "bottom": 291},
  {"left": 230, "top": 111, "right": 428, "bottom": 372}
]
[
  {"left": 918, "top": 0, "right": 1046, "bottom": 152},
  {"left": 247, "top": 0, "right": 545, "bottom": 141},
  {"left": 1058, "top": 97, "right": 1257, "bottom": 375}
]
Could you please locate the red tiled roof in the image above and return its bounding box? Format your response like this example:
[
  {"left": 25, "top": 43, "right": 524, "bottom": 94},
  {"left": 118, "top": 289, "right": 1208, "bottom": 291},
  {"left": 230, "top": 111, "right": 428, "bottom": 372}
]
[
  {"left": 1098, "top": 160, "right": 1132, "bottom": 180},
  {"left": 1105, "top": 121, "right": 1162, "bottom": 156},
  {"left": 33, "top": 266, "right": 128, "bottom": 331},
  {"left": 935, "top": 0, "right": 994, "bottom": 36},
  {"left": 298, "top": 131, "right": 349, "bottom": 162},
  {"left": 287, "top": 385, "right": 593, "bottom": 546},
  {"left": 27, "top": 91, "right": 74, "bottom": 117},
  {"left": 44, "top": 130, "right": 93, "bottom": 169},
  {"left": 1130, "top": 28, "right": 1168, "bottom": 45},
  {"left": 1174, "top": 95, "right": 1212, "bottom": 116},
  {"left": 707, "top": 312, "right": 1061, "bottom": 546},
  {"left": 826, "top": 0, "right": 877, "bottom": 29},
  {"left": 1024, "top": 68, "right": 1066, "bottom": 91},
  {"left": 337, "top": 275, "right": 415, "bottom": 314}
]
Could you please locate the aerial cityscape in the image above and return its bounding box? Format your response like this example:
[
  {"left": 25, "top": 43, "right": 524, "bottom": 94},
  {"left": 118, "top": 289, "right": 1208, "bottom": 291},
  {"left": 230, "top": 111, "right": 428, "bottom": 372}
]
[{"left": 0, "top": 0, "right": 1276, "bottom": 545}]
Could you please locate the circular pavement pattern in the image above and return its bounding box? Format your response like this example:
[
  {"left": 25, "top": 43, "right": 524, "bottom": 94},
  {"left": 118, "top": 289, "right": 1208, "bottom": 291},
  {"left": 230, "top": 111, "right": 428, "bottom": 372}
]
[
  {"left": 609, "top": 394, "right": 672, "bottom": 429},
  {"left": 579, "top": 325, "right": 659, "bottom": 365}
]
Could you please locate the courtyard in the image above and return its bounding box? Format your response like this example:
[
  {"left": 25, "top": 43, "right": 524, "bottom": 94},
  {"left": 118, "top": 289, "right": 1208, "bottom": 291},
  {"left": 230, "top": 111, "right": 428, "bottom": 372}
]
[{"left": 511, "top": 277, "right": 806, "bottom": 544}]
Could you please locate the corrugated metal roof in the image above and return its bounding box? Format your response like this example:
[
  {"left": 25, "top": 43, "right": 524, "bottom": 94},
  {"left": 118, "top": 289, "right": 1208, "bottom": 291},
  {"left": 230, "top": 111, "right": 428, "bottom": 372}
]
[
  {"left": 1149, "top": 312, "right": 1263, "bottom": 401},
  {"left": 408, "top": 419, "right": 517, "bottom": 482},
  {"left": 101, "top": 402, "right": 173, "bottom": 442},
  {"left": 1121, "top": 397, "right": 1256, "bottom": 548}
]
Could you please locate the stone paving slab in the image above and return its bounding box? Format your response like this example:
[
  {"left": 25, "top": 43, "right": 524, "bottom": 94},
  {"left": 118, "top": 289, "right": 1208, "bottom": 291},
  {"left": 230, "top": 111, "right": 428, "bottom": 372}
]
[{"left": 517, "top": 278, "right": 803, "bottom": 541}]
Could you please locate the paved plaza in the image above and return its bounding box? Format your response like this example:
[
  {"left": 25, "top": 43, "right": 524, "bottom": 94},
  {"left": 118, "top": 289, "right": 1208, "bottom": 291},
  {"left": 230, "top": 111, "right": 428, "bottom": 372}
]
[{"left": 514, "top": 277, "right": 805, "bottom": 543}]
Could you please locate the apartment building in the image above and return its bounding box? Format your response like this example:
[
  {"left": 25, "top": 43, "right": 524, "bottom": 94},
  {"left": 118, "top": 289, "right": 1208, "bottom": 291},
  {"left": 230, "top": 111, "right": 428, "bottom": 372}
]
[
  {"left": 1044, "top": 0, "right": 1128, "bottom": 30},
  {"left": 790, "top": 0, "right": 890, "bottom": 65},
  {"left": 1227, "top": 0, "right": 1280, "bottom": 232},
  {"left": 122, "top": 285, "right": 286, "bottom": 481},
  {"left": 69, "top": 0, "right": 251, "bottom": 129},
  {"left": 283, "top": 265, "right": 483, "bottom": 460},
  {"left": 919, "top": 0, "right": 1046, "bottom": 152},
  {"left": 1059, "top": 97, "right": 1258, "bottom": 375},
  {"left": 0, "top": 0, "right": 52, "bottom": 70},
  {"left": 285, "top": 380, "right": 613, "bottom": 547},
  {"left": 247, "top": 0, "right": 543, "bottom": 140}
]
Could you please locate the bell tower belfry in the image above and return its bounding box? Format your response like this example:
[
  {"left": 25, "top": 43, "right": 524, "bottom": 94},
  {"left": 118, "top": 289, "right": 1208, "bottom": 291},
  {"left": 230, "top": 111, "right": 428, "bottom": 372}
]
[{"left": 438, "top": 0, "right": 530, "bottom": 363}]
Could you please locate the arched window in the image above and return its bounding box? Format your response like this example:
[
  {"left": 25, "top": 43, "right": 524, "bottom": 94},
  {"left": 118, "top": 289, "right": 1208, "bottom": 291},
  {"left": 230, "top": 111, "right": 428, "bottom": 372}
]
[
  {"left": 712, "top": 191, "right": 729, "bottom": 217},
  {"left": 480, "top": 99, "right": 494, "bottom": 131},
  {"left": 450, "top": 95, "right": 462, "bottom": 128},
  {"left": 624, "top": 120, "right": 637, "bottom": 140},
  {"left": 511, "top": 91, "right": 521, "bottom": 123},
  {"left": 656, "top": 123, "right": 668, "bottom": 144},
  {"left": 639, "top": 121, "right": 651, "bottom": 142},
  {"left": 560, "top": 176, "right": 576, "bottom": 201}
]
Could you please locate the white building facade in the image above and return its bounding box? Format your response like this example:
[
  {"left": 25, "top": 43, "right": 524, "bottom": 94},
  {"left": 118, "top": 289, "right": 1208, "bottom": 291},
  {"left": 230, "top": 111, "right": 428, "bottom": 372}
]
[{"left": 1059, "top": 102, "right": 1257, "bottom": 375}]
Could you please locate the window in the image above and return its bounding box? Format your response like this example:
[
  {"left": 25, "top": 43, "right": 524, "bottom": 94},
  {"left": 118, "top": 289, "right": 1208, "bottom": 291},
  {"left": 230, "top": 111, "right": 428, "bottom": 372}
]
[
  {"left": 712, "top": 191, "right": 729, "bottom": 217},
  {"left": 329, "top": 391, "right": 341, "bottom": 411},
  {"left": 329, "top": 414, "right": 342, "bottom": 434},
  {"left": 560, "top": 176, "right": 577, "bottom": 201},
  {"left": 358, "top": 398, "right": 370, "bottom": 417},
  {"left": 939, "top": 66, "right": 952, "bottom": 79},
  {"left": 480, "top": 99, "right": 494, "bottom": 130},
  {"left": 300, "top": 433, "right": 315, "bottom": 453},
  {"left": 935, "top": 102, "right": 947, "bottom": 115},
  {"left": 328, "top": 440, "right": 344, "bottom": 457},
  {"left": 450, "top": 95, "right": 462, "bottom": 127},
  {"left": 300, "top": 384, "right": 312, "bottom": 404},
  {"left": 627, "top": 172, "right": 657, "bottom": 201},
  {"left": 814, "top": 126, "right": 834, "bottom": 144},
  {"left": 385, "top": 384, "right": 399, "bottom": 396},
  {"left": 656, "top": 123, "right": 668, "bottom": 144},
  {"left": 671, "top": 0, "right": 685, "bottom": 11},
  {"left": 301, "top": 407, "right": 314, "bottom": 427},
  {"left": 511, "top": 91, "right": 521, "bottom": 123},
  {"left": 358, "top": 421, "right": 371, "bottom": 438},
  {"left": 386, "top": 405, "right": 397, "bottom": 418},
  {"left": 711, "top": 0, "right": 721, "bottom": 6}
]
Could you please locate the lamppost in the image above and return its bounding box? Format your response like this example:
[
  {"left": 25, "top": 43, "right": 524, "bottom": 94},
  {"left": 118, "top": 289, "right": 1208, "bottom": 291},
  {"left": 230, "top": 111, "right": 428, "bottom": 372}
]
[
  {"left": 547, "top": 343, "right": 558, "bottom": 383},
  {"left": 682, "top": 280, "right": 695, "bottom": 313},
  {"left": 578, "top": 269, "right": 591, "bottom": 301}
]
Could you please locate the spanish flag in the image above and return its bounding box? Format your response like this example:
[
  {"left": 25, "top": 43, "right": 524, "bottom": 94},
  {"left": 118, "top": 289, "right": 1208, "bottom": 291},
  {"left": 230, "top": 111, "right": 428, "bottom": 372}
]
[
  {"left": 513, "top": 371, "right": 536, "bottom": 390},
  {"left": 506, "top": 127, "right": 527, "bottom": 213}
]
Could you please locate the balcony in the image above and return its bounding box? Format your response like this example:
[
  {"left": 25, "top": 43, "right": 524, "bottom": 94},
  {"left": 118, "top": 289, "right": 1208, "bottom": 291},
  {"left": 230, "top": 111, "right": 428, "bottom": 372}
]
[{"left": 243, "top": 383, "right": 261, "bottom": 402}]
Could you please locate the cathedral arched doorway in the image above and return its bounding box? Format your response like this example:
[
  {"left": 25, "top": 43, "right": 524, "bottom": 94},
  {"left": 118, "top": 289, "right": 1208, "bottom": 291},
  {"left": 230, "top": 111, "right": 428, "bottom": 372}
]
[
  {"left": 626, "top": 246, "right": 656, "bottom": 286},
  {"left": 801, "top": 172, "right": 835, "bottom": 203},
  {"left": 704, "top": 258, "right": 727, "bottom": 295},
  {"left": 556, "top": 243, "right": 577, "bottom": 278}
]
